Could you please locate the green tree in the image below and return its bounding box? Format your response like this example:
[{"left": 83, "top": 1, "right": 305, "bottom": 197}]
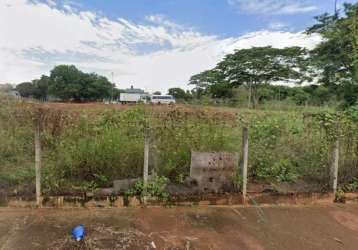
[
  {"left": 307, "top": 3, "right": 358, "bottom": 106},
  {"left": 49, "top": 65, "right": 84, "bottom": 100},
  {"left": 32, "top": 75, "right": 50, "bottom": 100},
  {"left": 216, "top": 46, "right": 309, "bottom": 107},
  {"left": 209, "top": 83, "right": 233, "bottom": 99},
  {"left": 16, "top": 82, "right": 34, "bottom": 97},
  {"left": 256, "top": 85, "right": 276, "bottom": 103},
  {"left": 168, "top": 87, "right": 189, "bottom": 100},
  {"left": 189, "top": 69, "right": 226, "bottom": 99},
  {"left": 291, "top": 88, "right": 309, "bottom": 105},
  {"left": 49, "top": 65, "right": 113, "bottom": 101},
  {"left": 353, "top": 5, "right": 358, "bottom": 82},
  {"left": 16, "top": 76, "right": 51, "bottom": 100}
]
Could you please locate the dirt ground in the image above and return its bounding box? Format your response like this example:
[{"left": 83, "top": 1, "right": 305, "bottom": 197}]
[{"left": 1, "top": 204, "right": 358, "bottom": 250}]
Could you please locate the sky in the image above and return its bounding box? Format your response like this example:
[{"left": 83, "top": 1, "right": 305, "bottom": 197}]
[{"left": 0, "top": 0, "right": 356, "bottom": 93}]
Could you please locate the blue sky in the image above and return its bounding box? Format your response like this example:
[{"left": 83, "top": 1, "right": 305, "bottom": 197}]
[
  {"left": 67, "top": 0, "right": 350, "bottom": 35},
  {"left": 0, "top": 0, "right": 356, "bottom": 92}
]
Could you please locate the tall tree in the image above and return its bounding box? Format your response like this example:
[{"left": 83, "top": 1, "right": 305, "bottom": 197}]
[
  {"left": 353, "top": 5, "right": 358, "bottom": 82},
  {"left": 216, "top": 46, "right": 309, "bottom": 107},
  {"left": 16, "top": 82, "right": 34, "bottom": 97},
  {"left": 307, "top": 3, "right": 358, "bottom": 106},
  {"left": 189, "top": 69, "right": 226, "bottom": 98},
  {"left": 49, "top": 65, "right": 84, "bottom": 100},
  {"left": 32, "top": 75, "right": 50, "bottom": 100},
  {"left": 49, "top": 65, "right": 113, "bottom": 101},
  {"left": 168, "top": 88, "right": 190, "bottom": 100}
]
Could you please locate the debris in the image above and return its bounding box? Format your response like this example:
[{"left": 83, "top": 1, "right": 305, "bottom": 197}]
[
  {"left": 185, "top": 240, "right": 191, "bottom": 250},
  {"left": 150, "top": 241, "right": 157, "bottom": 249},
  {"left": 72, "top": 225, "right": 85, "bottom": 241},
  {"left": 333, "top": 237, "right": 343, "bottom": 244}
]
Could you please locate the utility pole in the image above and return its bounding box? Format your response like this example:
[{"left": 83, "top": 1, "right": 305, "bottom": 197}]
[{"left": 334, "top": 0, "right": 339, "bottom": 19}]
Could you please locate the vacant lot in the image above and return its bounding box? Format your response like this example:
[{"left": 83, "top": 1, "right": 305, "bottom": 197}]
[
  {"left": 1, "top": 204, "right": 358, "bottom": 250},
  {"left": 2, "top": 100, "right": 358, "bottom": 195}
]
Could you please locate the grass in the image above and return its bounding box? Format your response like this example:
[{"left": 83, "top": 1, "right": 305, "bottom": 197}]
[{"left": 0, "top": 98, "right": 357, "bottom": 194}]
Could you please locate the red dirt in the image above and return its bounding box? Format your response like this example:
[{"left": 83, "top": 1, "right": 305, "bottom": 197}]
[
  {"left": 1, "top": 204, "right": 358, "bottom": 250},
  {"left": 330, "top": 209, "right": 358, "bottom": 233}
]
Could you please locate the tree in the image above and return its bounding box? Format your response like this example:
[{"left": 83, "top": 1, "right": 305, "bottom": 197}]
[
  {"left": 32, "top": 75, "right": 50, "bottom": 100},
  {"left": 291, "top": 88, "right": 309, "bottom": 106},
  {"left": 153, "top": 91, "right": 162, "bottom": 95},
  {"left": 168, "top": 88, "right": 189, "bottom": 100},
  {"left": 16, "top": 82, "right": 35, "bottom": 97},
  {"left": 353, "top": 5, "right": 358, "bottom": 82},
  {"left": 16, "top": 76, "right": 50, "bottom": 100},
  {"left": 307, "top": 3, "right": 358, "bottom": 106},
  {"left": 256, "top": 85, "right": 276, "bottom": 103},
  {"left": 189, "top": 69, "right": 226, "bottom": 98},
  {"left": 216, "top": 46, "right": 309, "bottom": 107},
  {"left": 49, "top": 65, "right": 84, "bottom": 100},
  {"left": 208, "top": 83, "right": 233, "bottom": 99},
  {"left": 49, "top": 65, "right": 113, "bottom": 101}
]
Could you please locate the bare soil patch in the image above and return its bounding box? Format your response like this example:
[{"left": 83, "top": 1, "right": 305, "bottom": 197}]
[{"left": 1, "top": 205, "right": 358, "bottom": 250}]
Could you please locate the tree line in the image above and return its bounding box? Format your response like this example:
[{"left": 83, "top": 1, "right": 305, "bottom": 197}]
[
  {"left": 15, "top": 65, "right": 122, "bottom": 101},
  {"left": 187, "top": 3, "right": 358, "bottom": 108}
]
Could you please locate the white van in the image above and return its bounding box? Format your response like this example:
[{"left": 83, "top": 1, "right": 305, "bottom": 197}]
[{"left": 150, "top": 95, "right": 176, "bottom": 104}]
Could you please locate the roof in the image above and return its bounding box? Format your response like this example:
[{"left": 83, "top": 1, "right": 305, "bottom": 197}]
[{"left": 124, "top": 85, "right": 145, "bottom": 94}]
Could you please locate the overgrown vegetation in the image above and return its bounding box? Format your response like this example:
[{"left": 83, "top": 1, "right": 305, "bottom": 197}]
[
  {"left": 125, "top": 176, "right": 170, "bottom": 201},
  {"left": 1, "top": 98, "right": 357, "bottom": 195}
]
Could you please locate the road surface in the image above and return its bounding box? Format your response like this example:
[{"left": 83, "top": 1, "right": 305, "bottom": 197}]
[{"left": 0, "top": 204, "right": 357, "bottom": 250}]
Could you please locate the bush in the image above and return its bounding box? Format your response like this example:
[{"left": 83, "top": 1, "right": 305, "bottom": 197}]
[{"left": 126, "top": 176, "right": 169, "bottom": 200}]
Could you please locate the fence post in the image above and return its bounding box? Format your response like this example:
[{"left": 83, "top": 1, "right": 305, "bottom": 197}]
[
  {"left": 34, "top": 117, "right": 42, "bottom": 207},
  {"left": 143, "top": 125, "right": 150, "bottom": 203},
  {"left": 241, "top": 127, "right": 249, "bottom": 203},
  {"left": 331, "top": 138, "right": 339, "bottom": 196}
]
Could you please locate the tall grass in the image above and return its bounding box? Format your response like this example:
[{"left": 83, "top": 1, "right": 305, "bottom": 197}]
[{"left": 0, "top": 99, "right": 357, "bottom": 194}]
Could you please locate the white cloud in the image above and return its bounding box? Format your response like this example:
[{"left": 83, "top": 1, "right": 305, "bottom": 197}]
[
  {"left": 269, "top": 21, "right": 288, "bottom": 30},
  {"left": 145, "top": 14, "right": 183, "bottom": 30},
  {"left": 228, "top": 0, "right": 318, "bottom": 15},
  {"left": 225, "top": 31, "right": 321, "bottom": 52},
  {"left": 0, "top": 0, "right": 321, "bottom": 92}
]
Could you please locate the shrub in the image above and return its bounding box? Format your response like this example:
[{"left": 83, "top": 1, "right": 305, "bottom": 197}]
[{"left": 126, "top": 176, "right": 169, "bottom": 200}]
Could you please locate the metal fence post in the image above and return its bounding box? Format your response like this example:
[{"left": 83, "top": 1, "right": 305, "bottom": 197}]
[{"left": 241, "top": 127, "right": 249, "bottom": 203}]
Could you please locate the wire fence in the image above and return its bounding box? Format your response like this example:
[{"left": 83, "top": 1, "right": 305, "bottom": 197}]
[{"left": 1, "top": 99, "right": 358, "bottom": 205}]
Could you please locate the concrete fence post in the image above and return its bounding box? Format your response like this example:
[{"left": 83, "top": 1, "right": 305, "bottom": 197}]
[
  {"left": 331, "top": 138, "right": 339, "bottom": 196},
  {"left": 143, "top": 125, "right": 150, "bottom": 203},
  {"left": 241, "top": 127, "right": 249, "bottom": 203},
  {"left": 34, "top": 117, "right": 42, "bottom": 207}
]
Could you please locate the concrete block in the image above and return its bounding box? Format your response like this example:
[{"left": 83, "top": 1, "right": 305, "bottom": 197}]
[
  {"left": 190, "top": 151, "right": 238, "bottom": 193},
  {"left": 113, "top": 178, "right": 140, "bottom": 194}
]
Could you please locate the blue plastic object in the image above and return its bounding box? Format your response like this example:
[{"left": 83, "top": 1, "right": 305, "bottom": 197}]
[{"left": 72, "top": 225, "right": 85, "bottom": 241}]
